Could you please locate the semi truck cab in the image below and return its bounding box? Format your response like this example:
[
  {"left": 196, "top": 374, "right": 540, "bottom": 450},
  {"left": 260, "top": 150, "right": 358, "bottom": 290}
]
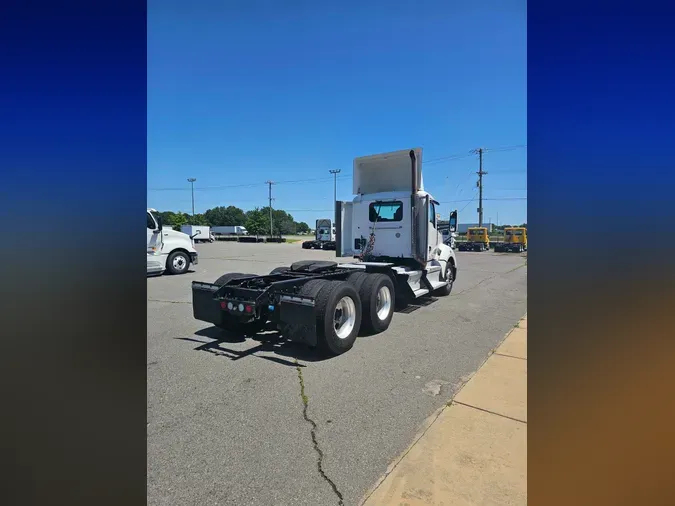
[
  {"left": 495, "top": 227, "right": 527, "bottom": 253},
  {"left": 147, "top": 208, "right": 199, "bottom": 275}
]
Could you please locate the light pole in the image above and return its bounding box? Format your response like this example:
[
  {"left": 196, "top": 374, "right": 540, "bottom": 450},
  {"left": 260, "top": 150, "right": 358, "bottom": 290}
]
[
  {"left": 187, "top": 178, "right": 196, "bottom": 217},
  {"left": 329, "top": 169, "right": 341, "bottom": 204}
]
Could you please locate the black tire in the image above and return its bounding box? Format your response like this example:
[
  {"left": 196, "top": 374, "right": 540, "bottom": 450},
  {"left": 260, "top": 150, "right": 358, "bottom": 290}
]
[
  {"left": 214, "top": 272, "right": 249, "bottom": 286},
  {"left": 269, "top": 266, "right": 289, "bottom": 275},
  {"left": 346, "top": 271, "right": 369, "bottom": 291},
  {"left": 434, "top": 262, "right": 455, "bottom": 296},
  {"left": 358, "top": 273, "right": 395, "bottom": 334},
  {"left": 314, "top": 281, "right": 362, "bottom": 355},
  {"left": 166, "top": 250, "right": 190, "bottom": 275},
  {"left": 302, "top": 241, "right": 311, "bottom": 249}
]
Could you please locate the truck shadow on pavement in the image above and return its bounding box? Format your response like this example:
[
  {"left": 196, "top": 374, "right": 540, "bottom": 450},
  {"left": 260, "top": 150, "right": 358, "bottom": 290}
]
[
  {"left": 176, "top": 325, "right": 331, "bottom": 367},
  {"left": 176, "top": 296, "right": 440, "bottom": 366}
]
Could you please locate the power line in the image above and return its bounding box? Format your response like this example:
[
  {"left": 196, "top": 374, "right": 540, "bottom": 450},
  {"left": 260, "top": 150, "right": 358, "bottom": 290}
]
[{"left": 147, "top": 145, "right": 526, "bottom": 192}]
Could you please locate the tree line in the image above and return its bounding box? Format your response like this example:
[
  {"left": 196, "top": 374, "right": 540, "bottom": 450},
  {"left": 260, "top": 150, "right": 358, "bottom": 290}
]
[{"left": 157, "top": 206, "right": 311, "bottom": 236}]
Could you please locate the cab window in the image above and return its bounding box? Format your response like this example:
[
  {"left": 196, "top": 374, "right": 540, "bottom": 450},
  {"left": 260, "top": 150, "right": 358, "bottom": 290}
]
[
  {"left": 369, "top": 201, "right": 403, "bottom": 222},
  {"left": 428, "top": 201, "right": 436, "bottom": 225},
  {"left": 147, "top": 212, "right": 157, "bottom": 230}
]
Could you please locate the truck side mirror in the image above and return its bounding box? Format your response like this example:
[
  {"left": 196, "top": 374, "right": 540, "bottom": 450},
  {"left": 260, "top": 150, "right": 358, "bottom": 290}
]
[
  {"left": 156, "top": 215, "right": 164, "bottom": 231},
  {"left": 449, "top": 210, "right": 457, "bottom": 232}
]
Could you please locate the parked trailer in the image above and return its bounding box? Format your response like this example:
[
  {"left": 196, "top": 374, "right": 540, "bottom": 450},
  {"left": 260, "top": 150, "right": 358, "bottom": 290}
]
[
  {"left": 181, "top": 225, "right": 214, "bottom": 243},
  {"left": 212, "top": 225, "right": 248, "bottom": 236},
  {"left": 192, "top": 148, "right": 457, "bottom": 355}
]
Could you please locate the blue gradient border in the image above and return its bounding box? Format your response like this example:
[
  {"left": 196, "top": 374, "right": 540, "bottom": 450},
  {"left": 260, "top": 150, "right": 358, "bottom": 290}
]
[
  {"left": 0, "top": 1, "right": 147, "bottom": 504},
  {"left": 529, "top": 1, "right": 674, "bottom": 504}
]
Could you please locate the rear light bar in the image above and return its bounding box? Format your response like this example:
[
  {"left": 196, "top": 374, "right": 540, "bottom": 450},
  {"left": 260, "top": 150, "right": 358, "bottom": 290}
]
[{"left": 220, "top": 300, "right": 254, "bottom": 314}]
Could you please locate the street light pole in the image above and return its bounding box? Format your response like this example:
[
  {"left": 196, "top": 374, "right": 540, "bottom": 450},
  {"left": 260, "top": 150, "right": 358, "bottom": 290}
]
[
  {"left": 187, "top": 178, "right": 197, "bottom": 217},
  {"left": 329, "top": 169, "right": 341, "bottom": 204}
]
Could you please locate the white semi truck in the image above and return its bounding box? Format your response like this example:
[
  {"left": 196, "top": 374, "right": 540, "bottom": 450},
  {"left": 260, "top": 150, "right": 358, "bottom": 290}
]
[
  {"left": 147, "top": 209, "right": 199, "bottom": 276},
  {"left": 302, "top": 219, "right": 336, "bottom": 250},
  {"left": 191, "top": 148, "right": 456, "bottom": 355}
]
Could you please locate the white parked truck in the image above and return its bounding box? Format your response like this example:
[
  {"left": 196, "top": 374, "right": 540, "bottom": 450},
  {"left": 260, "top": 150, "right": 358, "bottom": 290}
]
[
  {"left": 147, "top": 209, "right": 199, "bottom": 276},
  {"left": 302, "top": 219, "right": 336, "bottom": 250},
  {"left": 181, "top": 225, "right": 215, "bottom": 243},
  {"left": 211, "top": 225, "right": 248, "bottom": 236},
  {"left": 191, "top": 148, "right": 457, "bottom": 355}
]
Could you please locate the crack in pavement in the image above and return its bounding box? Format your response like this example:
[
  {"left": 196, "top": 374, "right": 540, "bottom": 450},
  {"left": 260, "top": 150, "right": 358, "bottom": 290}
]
[{"left": 295, "top": 361, "right": 344, "bottom": 506}]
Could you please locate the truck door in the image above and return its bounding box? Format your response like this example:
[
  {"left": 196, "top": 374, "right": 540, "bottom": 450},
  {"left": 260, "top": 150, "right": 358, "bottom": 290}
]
[
  {"left": 147, "top": 211, "right": 162, "bottom": 252},
  {"left": 427, "top": 200, "right": 440, "bottom": 256}
]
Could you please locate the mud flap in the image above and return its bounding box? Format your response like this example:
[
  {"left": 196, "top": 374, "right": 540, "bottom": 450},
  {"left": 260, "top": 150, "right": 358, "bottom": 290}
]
[
  {"left": 278, "top": 296, "right": 317, "bottom": 346},
  {"left": 192, "top": 282, "right": 224, "bottom": 325}
]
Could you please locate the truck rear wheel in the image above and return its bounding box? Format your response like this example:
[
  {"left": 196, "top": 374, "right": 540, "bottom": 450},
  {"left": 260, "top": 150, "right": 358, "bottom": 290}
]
[
  {"left": 167, "top": 251, "right": 190, "bottom": 275},
  {"left": 359, "top": 273, "right": 395, "bottom": 333},
  {"left": 314, "top": 280, "right": 362, "bottom": 355}
]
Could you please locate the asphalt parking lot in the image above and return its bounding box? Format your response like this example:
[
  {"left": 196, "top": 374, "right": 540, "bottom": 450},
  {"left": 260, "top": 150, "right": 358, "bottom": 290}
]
[{"left": 147, "top": 241, "right": 527, "bottom": 506}]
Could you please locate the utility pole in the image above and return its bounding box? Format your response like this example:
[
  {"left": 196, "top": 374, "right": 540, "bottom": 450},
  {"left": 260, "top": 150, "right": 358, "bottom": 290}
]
[
  {"left": 471, "top": 148, "right": 488, "bottom": 227},
  {"left": 187, "top": 178, "right": 197, "bottom": 218},
  {"left": 265, "top": 180, "right": 275, "bottom": 237},
  {"left": 329, "top": 169, "right": 341, "bottom": 204}
]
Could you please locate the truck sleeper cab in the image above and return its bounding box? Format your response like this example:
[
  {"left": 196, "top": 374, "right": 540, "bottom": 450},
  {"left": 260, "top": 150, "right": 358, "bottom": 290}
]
[
  {"left": 494, "top": 227, "right": 527, "bottom": 253},
  {"left": 191, "top": 148, "right": 457, "bottom": 356}
]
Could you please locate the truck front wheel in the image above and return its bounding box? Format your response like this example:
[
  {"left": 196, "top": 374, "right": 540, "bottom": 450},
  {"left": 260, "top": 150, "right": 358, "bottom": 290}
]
[
  {"left": 434, "top": 263, "right": 455, "bottom": 296},
  {"left": 167, "top": 251, "right": 190, "bottom": 275}
]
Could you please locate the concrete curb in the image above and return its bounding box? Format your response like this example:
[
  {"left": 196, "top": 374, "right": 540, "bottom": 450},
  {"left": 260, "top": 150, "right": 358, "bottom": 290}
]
[{"left": 359, "top": 313, "right": 527, "bottom": 506}]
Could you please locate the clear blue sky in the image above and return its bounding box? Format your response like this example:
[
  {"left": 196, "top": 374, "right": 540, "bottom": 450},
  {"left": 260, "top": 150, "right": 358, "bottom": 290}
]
[{"left": 147, "top": 0, "right": 527, "bottom": 227}]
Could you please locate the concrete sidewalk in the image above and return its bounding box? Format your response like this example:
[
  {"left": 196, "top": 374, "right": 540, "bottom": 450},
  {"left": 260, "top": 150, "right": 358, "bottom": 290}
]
[{"left": 361, "top": 316, "right": 527, "bottom": 506}]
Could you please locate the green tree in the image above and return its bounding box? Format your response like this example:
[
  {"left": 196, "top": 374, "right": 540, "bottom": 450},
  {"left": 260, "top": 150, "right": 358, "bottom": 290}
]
[
  {"left": 245, "top": 208, "right": 268, "bottom": 235},
  {"left": 204, "top": 206, "right": 247, "bottom": 226},
  {"left": 296, "top": 221, "right": 310, "bottom": 234}
]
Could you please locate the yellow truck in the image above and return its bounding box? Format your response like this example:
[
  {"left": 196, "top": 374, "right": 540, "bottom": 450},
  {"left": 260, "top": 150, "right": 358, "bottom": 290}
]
[
  {"left": 458, "top": 227, "right": 490, "bottom": 252},
  {"left": 494, "top": 227, "right": 527, "bottom": 253}
]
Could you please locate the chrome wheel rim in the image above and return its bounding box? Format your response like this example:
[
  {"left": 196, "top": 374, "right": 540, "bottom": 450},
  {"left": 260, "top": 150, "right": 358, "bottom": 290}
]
[
  {"left": 376, "top": 286, "right": 392, "bottom": 320},
  {"left": 334, "top": 296, "right": 357, "bottom": 339},
  {"left": 172, "top": 255, "right": 186, "bottom": 270}
]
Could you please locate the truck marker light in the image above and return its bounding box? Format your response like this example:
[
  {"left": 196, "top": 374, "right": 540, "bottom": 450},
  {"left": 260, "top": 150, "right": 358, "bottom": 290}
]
[
  {"left": 221, "top": 301, "right": 227, "bottom": 309},
  {"left": 227, "top": 302, "right": 234, "bottom": 310},
  {"left": 238, "top": 303, "right": 245, "bottom": 312},
  {"left": 245, "top": 305, "right": 253, "bottom": 313}
]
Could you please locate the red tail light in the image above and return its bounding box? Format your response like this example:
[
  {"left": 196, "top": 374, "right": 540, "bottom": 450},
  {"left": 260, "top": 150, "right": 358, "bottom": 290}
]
[
  {"left": 220, "top": 301, "right": 227, "bottom": 309},
  {"left": 245, "top": 305, "right": 253, "bottom": 313}
]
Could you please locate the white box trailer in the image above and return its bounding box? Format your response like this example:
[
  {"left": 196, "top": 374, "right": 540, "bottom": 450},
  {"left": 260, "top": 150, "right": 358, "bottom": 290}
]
[
  {"left": 212, "top": 225, "right": 248, "bottom": 235},
  {"left": 191, "top": 148, "right": 457, "bottom": 356},
  {"left": 181, "top": 225, "right": 214, "bottom": 243}
]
